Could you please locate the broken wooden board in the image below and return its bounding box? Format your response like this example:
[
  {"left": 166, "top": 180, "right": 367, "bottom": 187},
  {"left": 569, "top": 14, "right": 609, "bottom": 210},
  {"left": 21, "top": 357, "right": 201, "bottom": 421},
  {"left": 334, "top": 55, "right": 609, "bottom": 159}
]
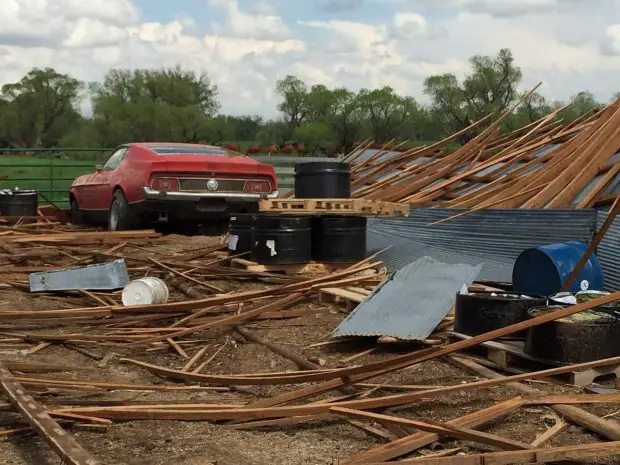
[
  {"left": 259, "top": 198, "right": 409, "bottom": 217},
  {"left": 319, "top": 287, "right": 369, "bottom": 311},
  {"left": 231, "top": 258, "right": 353, "bottom": 275},
  {"left": 449, "top": 332, "right": 620, "bottom": 387}
]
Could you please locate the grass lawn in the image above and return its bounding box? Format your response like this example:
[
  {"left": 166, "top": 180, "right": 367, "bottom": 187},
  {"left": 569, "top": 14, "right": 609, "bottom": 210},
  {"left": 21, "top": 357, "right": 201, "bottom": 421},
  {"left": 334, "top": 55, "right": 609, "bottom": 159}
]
[{"left": 0, "top": 156, "right": 100, "bottom": 205}]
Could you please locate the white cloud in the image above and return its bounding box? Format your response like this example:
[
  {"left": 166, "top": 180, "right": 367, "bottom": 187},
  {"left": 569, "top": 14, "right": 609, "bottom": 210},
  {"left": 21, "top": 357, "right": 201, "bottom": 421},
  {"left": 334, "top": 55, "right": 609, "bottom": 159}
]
[
  {"left": 209, "top": 0, "right": 292, "bottom": 41},
  {"left": 410, "top": 0, "right": 581, "bottom": 18},
  {"left": 0, "top": 0, "right": 618, "bottom": 117},
  {"left": 607, "top": 24, "right": 620, "bottom": 55}
]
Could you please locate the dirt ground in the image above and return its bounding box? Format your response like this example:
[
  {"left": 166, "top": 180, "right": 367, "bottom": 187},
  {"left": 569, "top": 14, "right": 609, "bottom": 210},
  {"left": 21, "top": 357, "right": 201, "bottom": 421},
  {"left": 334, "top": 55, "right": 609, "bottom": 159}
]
[{"left": 0, "top": 234, "right": 618, "bottom": 465}]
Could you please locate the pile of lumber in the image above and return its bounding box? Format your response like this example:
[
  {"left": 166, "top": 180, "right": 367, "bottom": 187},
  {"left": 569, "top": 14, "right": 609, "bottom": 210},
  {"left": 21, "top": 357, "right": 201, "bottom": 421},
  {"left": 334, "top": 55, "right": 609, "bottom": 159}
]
[
  {"left": 1, "top": 218, "right": 620, "bottom": 464},
  {"left": 342, "top": 94, "right": 620, "bottom": 209}
]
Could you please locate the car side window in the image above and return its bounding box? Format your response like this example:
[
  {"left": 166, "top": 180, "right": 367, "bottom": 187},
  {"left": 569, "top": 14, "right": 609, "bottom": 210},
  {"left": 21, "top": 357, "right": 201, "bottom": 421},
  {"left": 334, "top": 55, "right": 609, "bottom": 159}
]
[{"left": 102, "top": 148, "right": 128, "bottom": 171}]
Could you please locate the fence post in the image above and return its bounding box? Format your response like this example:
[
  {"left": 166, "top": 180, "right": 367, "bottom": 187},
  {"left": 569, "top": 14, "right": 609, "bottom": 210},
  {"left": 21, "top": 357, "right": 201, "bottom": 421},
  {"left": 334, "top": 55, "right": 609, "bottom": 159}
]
[{"left": 49, "top": 154, "right": 54, "bottom": 204}]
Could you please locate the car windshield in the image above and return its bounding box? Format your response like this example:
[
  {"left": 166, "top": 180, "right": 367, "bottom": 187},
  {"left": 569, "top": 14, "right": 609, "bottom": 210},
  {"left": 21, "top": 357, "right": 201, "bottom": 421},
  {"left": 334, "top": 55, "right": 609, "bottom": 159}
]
[{"left": 150, "top": 147, "right": 233, "bottom": 156}]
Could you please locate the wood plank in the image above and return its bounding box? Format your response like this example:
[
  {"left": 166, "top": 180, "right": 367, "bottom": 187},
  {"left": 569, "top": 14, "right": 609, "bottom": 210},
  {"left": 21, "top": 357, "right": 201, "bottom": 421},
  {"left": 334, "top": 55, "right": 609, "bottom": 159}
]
[
  {"left": 0, "top": 361, "right": 100, "bottom": 465},
  {"left": 331, "top": 407, "right": 532, "bottom": 451},
  {"left": 364, "top": 440, "right": 620, "bottom": 465}
]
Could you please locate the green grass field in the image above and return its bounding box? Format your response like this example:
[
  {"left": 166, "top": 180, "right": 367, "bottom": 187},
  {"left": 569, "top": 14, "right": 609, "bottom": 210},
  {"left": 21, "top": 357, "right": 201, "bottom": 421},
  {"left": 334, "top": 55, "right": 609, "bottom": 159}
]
[{"left": 0, "top": 156, "right": 102, "bottom": 205}]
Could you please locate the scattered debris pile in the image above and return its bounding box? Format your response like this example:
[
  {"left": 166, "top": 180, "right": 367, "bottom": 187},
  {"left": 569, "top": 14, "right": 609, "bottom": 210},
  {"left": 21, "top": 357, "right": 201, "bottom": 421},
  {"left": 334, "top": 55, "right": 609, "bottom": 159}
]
[{"left": 0, "top": 216, "right": 620, "bottom": 465}]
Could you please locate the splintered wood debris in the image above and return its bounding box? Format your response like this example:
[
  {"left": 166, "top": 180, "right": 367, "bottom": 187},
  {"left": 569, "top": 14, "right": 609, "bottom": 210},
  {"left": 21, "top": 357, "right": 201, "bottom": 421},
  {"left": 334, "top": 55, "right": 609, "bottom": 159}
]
[
  {"left": 4, "top": 98, "right": 620, "bottom": 462},
  {"left": 0, "top": 220, "right": 618, "bottom": 465}
]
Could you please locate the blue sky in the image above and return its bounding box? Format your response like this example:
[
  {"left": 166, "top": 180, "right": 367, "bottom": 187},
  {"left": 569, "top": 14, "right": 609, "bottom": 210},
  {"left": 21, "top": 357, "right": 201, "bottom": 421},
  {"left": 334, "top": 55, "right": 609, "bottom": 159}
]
[{"left": 0, "top": 0, "right": 619, "bottom": 116}]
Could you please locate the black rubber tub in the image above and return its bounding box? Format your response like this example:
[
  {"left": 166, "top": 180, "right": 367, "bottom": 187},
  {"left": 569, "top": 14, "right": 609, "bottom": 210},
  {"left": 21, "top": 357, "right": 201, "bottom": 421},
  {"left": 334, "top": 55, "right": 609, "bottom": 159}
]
[
  {"left": 311, "top": 216, "right": 367, "bottom": 263},
  {"left": 294, "top": 162, "right": 351, "bottom": 199},
  {"left": 0, "top": 189, "right": 38, "bottom": 224},
  {"left": 251, "top": 215, "right": 311, "bottom": 265},
  {"left": 228, "top": 214, "right": 253, "bottom": 256},
  {"left": 525, "top": 305, "right": 620, "bottom": 364},
  {"left": 455, "top": 291, "right": 546, "bottom": 337}
]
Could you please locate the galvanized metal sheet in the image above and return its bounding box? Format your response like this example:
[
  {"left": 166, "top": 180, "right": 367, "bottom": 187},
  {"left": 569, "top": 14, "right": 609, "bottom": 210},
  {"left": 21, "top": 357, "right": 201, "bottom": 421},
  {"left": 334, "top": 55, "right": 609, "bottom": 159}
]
[
  {"left": 367, "top": 227, "right": 514, "bottom": 282},
  {"left": 597, "top": 208, "right": 620, "bottom": 291},
  {"left": 29, "top": 259, "right": 130, "bottom": 292},
  {"left": 369, "top": 208, "right": 597, "bottom": 262},
  {"left": 333, "top": 256, "right": 482, "bottom": 340}
]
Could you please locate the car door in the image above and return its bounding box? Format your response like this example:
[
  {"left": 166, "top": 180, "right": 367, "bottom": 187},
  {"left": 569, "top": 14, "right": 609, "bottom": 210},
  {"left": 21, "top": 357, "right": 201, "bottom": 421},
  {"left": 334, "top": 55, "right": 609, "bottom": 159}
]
[{"left": 89, "top": 147, "right": 129, "bottom": 210}]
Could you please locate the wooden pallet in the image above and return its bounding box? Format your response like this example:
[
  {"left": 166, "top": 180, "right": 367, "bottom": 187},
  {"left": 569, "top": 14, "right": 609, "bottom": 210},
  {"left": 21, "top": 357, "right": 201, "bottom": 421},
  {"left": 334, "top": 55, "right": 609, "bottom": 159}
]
[
  {"left": 319, "top": 286, "right": 373, "bottom": 311},
  {"left": 258, "top": 199, "right": 409, "bottom": 217},
  {"left": 230, "top": 258, "right": 352, "bottom": 275},
  {"left": 449, "top": 332, "right": 620, "bottom": 387}
]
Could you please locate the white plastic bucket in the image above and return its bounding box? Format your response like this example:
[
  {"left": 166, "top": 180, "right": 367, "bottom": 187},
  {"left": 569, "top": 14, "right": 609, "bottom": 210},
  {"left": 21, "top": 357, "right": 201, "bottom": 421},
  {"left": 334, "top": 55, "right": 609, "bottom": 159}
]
[{"left": 122, "top": 277, "right": 169, "bottom": 306}]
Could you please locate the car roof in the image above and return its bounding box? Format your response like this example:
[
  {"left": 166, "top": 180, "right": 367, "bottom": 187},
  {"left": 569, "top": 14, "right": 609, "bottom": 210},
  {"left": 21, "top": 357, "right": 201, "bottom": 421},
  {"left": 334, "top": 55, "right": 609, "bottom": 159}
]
[{"left": 131, "top": 142, "right": 223, "bottom": 150}]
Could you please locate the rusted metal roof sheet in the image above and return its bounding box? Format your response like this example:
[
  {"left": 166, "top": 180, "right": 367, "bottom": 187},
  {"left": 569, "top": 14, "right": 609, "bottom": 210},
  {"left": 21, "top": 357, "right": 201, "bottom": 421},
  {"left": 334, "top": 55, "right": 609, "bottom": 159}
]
[{"left": 332, "top": 256, "right": 482, "bottom": 341}]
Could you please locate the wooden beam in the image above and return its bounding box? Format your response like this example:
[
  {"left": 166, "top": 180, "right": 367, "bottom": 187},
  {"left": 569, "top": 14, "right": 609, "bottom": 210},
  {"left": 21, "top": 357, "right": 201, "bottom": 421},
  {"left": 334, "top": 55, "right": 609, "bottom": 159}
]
[
  {"left": 0, "top": 361, "right": 100, "bottom": 465},
  {"left": 331, "top": 407, "right": 532, "bottom": 451},
  {"left": 363, "top": 440, "right": 620, "bottom": 465}
]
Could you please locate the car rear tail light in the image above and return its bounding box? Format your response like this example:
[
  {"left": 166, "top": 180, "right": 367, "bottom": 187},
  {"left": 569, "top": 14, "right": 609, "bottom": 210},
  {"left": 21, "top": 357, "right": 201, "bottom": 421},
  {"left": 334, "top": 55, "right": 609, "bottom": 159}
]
[
  {"left": 151, "top": 177, "right": 179, "bottom": 191},
  {"left": 243, "top": 180, "right": 271, "bottom": 194}
]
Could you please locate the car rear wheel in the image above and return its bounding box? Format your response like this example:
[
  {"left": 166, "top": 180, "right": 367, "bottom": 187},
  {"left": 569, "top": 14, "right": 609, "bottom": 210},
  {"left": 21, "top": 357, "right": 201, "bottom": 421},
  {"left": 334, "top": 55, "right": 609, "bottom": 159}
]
[
  {"left": 70, "top": 198, "right": 85, "bottom": 227},
  {"left": 109, "top": 190, "right": 139, "bottom": 231}
]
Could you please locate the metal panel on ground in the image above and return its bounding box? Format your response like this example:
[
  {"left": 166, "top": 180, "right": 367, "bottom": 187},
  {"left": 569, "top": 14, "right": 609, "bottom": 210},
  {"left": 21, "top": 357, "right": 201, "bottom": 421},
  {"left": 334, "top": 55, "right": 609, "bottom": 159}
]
[
  {"left": 333, "top": 256, "right": 482, "bottom": 340},
  {"left": 597, "top": 208, "right": 620, "bottom": 291}
]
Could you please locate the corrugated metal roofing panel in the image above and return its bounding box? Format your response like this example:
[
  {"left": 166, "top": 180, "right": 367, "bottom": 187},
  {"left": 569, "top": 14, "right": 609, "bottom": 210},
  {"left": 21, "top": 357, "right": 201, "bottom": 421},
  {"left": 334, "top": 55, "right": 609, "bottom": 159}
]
[
  {"left": 597, "top": 208, "right": 620, "bottom": 291},
  {"left": 369, "top": 209, "right": 596, "bottom": 262},
  {"left": 333, "top": 256, "right": 482, "bottom": 340},
  {"left": 366, "top": 227, "right": 514, "bottom": 282}
]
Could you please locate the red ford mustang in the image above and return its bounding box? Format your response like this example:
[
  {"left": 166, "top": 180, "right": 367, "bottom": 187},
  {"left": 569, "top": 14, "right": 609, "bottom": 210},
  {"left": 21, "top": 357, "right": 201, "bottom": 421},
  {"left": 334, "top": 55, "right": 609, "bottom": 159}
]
[{"left": 70, "top": 142, "right": 278, "bottom": 230}]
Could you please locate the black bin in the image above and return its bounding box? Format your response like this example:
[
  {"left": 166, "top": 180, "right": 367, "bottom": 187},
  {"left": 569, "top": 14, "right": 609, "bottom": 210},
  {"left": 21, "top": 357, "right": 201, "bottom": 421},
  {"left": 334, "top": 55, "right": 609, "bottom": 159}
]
[
  {"left": 0, "top": 189, "right": 38, "bottom": 224},
  {"left": 312, "top": 216, "right": 366, "bottom": 263},
  {"left": 228, "top": 214, "right": 253, "bottom": 256},
  {"left": 455, "top": 292, "right": 546, "bottom": 337},
  {"left": 251, "top": 216, "right": 311, "bottom": 265},
  {"left": 295, "top": 162, "right": 351, "bottom": 199}
]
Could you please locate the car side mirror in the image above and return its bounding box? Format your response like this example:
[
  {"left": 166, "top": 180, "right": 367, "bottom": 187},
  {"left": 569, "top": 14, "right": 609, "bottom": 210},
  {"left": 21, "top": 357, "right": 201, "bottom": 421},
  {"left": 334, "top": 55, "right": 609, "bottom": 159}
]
[{"left": 95, "top": 164, "right": 103, "bottom": 171}]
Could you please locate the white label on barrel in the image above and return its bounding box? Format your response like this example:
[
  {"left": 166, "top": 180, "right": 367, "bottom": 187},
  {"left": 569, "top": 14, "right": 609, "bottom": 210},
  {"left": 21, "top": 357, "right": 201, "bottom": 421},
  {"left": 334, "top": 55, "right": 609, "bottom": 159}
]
[
  {"left": 580, "top": 280, "right": 589, "bottom": 291},
  {"left": 228, "top": 234, "right": 239, "bottom": 251},
  {"left": 266, "top": 240, "right": 277, "bottom": 256}
]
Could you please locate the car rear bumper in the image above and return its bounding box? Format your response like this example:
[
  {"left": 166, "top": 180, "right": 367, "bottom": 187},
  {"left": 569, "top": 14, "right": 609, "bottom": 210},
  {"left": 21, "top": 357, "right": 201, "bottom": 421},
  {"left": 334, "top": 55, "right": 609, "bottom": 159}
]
[{"left": 142, "top": 187, "right": 279, "bottom": 202}]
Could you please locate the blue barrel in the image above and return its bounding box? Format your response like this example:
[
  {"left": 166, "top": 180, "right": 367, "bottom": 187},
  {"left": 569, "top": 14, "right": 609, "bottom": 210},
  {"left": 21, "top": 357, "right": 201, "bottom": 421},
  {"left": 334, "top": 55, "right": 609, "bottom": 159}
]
[{"left": 512, "top": 241, "right": 603, "bottom": 296}]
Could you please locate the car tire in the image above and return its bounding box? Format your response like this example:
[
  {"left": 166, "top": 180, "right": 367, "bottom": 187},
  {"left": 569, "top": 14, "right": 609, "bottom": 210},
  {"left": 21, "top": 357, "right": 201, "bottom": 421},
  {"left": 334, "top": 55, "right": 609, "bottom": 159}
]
[
  {"left": 109, "top": 190, "right": 139, "bottom": 231},
  {"left": 70, "top": 198, "right": 86, "bottom": 227}
]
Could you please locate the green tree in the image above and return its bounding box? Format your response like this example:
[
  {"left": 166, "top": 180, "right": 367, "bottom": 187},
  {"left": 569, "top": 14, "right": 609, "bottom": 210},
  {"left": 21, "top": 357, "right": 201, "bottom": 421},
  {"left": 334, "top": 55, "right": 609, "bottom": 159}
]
[
  {"left": 90, "top": 67, "right": 219, "bottom": 145},
  {"left": 561, "top": 91, "right": 601, "bottom": 123},
  {"left": 276, "top": 75, "right": 309, "bottom": 135},
  {"left": 293, "top": 122, "right": 332, "bottom": 156},
  {"left": 257, "top": 119, "right": 289, "bottom": 146},
  {"left": 0, "top": 68, "right": 82, "bottom": 147},
  {"left": 504, "top": 91, "right": 554, "bottom": 130},
  {"left": 305, "top": 85, "right": 362, "bottom": 152},
  {"left": 424, "top": 49, "right": 522, "bottom": 138},
  {"left": 357, "top": 87, "right": 419, "bottom": 143}
]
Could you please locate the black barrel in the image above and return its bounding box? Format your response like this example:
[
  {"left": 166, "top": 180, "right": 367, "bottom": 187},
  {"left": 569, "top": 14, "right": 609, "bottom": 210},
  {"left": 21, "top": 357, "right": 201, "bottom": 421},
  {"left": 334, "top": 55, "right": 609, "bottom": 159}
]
[
  {"left": 0, "top": 189, "right": 38, "bottom": 223},
  {"left": 525, "top": 305, "right": 620, "bottom": 364},
  {"left": 228, "top": 214, "right": 253, "bottom": 256},
  {"left": 295, "top": 162, "right": 351, "bottom": 198},
  {"left": 455, "top": 292, "right": 546, "bottom": 337},
  {"left": 311, "top": 216, "right": 367, "bottom": 263},
  {"left": 251, "top": 216, "right": 311, "bottom": 265}
]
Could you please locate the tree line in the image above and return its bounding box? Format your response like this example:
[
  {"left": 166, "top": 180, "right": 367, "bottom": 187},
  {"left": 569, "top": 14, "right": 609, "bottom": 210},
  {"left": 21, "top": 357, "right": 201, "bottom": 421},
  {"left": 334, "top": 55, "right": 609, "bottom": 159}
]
[{"left": 0, "top": 48, "right": 613, "bottom": 155}]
